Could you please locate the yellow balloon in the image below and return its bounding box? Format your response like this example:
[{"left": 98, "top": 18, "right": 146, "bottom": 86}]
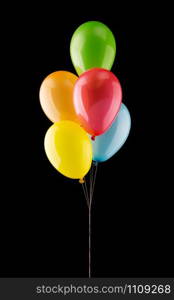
[
  {"left": 39, "top": 71, "right": 78, "bottom": 123},
  {"left": 44, "top": 121, "right": 92, "bottom": 180}
]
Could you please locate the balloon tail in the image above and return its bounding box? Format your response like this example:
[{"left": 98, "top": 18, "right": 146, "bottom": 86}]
[
  {"left": 79, "top": 178, "right": 85, "bottom": 184},
  {"left": 91, "top": 135, "right": 95, "bottom": 141}
]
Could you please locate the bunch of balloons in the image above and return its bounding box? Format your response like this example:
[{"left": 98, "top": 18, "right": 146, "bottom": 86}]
[{"left": 40, "top": 21, "right": 131, "bottom": 183}]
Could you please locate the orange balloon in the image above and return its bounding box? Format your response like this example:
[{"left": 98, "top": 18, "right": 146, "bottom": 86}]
[{"left": 39, "top": 71, "right": 79, "bottom": 123}]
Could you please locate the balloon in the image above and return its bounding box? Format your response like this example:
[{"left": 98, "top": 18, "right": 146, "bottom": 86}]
[
  {"left": 44, "top": 121, "right": 92, "bottom": 180},
  {"left": 70, "top": 21, "right": 116, "bottom": 76},
  {"left": 73, "top": 68, "right": 122, "bottom": 137},
  {"left": 39, "top": 71, "right": 78, "bottom": 123},
  {"left": 91, "top": 104, "right": 131, "bottom": 162}
]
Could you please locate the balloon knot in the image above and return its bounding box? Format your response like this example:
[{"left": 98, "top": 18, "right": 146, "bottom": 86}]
[
  {"left": 79, "top": 178, "right": 85, "bottom": 184},
  {"left": 91, "top": 135, "right": 95, "bottom": 141}
]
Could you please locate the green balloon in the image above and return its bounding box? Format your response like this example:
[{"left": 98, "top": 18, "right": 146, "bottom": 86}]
[{"left": 70, "top": 21, "right": 116, "bottom": 76}]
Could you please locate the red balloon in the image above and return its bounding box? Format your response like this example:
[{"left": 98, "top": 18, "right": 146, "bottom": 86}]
[{"left": 73, "top": 68, "right": 122, "bottom": 137}]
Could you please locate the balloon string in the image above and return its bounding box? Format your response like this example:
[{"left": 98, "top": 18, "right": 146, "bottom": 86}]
[
  {"left": 81, "top": 163, "right": 98, "bottom": 277},
  {"left": 82, "top": 180, "right": 89, "bottom": 208},
  {"left": 91, "top": 162, "right": 98, "bottom": 203},
  {"left": 89, "top": 163, "right": 94, "bottom": 278},
  {"left": 88, "top": 162, "right": 98, "bottom": 278},
  {"left": 89, "top": 163, "right": 94, "bottom": 206},
  {"left": 89, "top": 203, "right": 91, "bottom": 278},
  {"left": 84, "top": 179, "right": 89, "bottom": 206}
]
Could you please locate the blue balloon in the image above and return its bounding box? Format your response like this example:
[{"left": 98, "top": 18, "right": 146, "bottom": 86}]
[{"left": 92, "top": 103, "right": 131, "bottom": 162}]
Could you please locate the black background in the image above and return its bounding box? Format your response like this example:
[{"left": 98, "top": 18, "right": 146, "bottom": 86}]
[{"left": 0, "top": 4, "right": 173, "bottom": 278}]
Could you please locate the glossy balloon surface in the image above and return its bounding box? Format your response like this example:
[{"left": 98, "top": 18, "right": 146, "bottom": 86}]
[
  {"left": 91, "top": 104, "right": 131, "bottom": 162},
  {"left": 70, "top": 21, "right": 116, "bottom": 75},
  {"left": 74, "top": 68, "right": 122, "bottom": 136},
  {"left": 44, "top": 121, "right": 92, "bottom": 179},
  {"left": 40, "top": 71, "right": 78, "bottom": 123}
]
